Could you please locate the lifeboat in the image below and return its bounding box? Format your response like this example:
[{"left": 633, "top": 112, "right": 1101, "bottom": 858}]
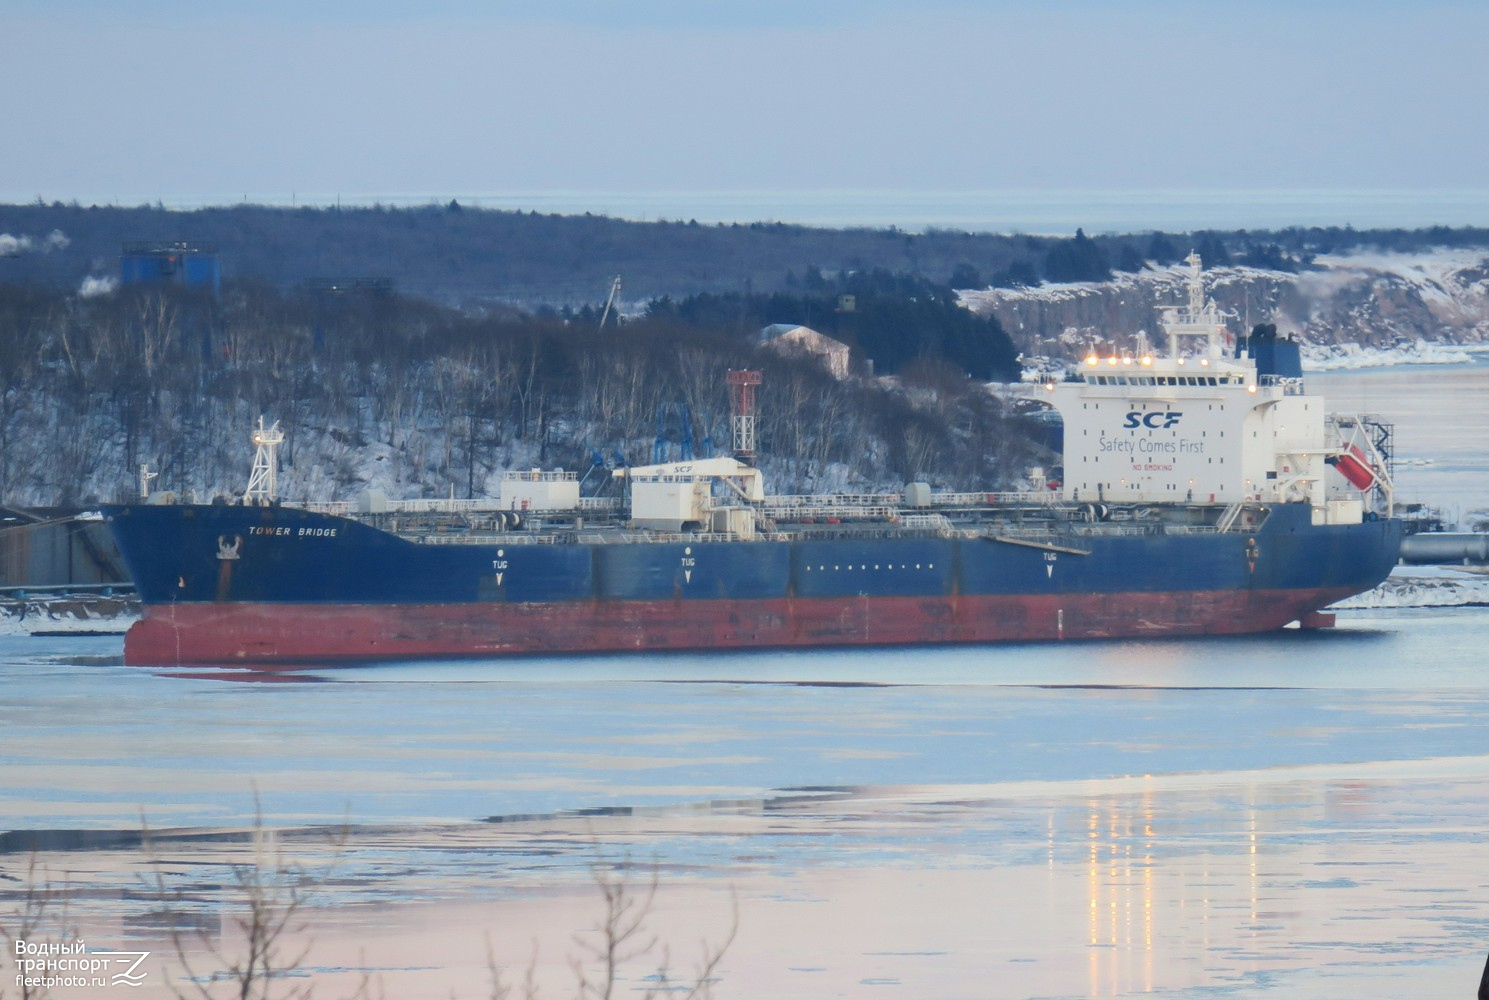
[{"left": 1330, "top": 443, "right": 1378, "bottom": 490}]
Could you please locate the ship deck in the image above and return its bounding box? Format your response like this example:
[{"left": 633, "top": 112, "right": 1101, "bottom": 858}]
[{"left": 312, "top": 491, "right": 1252, "bottom": 548}]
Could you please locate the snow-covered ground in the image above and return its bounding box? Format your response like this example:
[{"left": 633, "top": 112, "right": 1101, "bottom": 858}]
[
  {"left": 0, "top": 598, "right": 137, "bottom": 636},
  {"left": 1300, "top": 249, "right": 1489, "bottom": 334},
  {"left": 1335, "top": 564, "right": 1489, "bottom": 610},
  {"left": 1301, "top": 339, "right": 1480, "bottom": 371},
  {"left": 985, "top": 247, "right": 1489, "bottom": 381}
]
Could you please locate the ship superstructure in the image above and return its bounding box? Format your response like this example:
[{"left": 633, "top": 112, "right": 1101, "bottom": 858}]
[{"left": 1047, "top": 253, "right": 1391, "bottom": 519}]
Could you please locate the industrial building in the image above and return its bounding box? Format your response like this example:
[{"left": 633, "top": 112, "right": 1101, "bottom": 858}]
[{"left": 120, "top": 240, "right": 221, "bottom": 296}]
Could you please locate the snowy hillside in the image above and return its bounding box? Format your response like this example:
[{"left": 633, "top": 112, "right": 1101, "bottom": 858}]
[{"left": 962, "top": 249, "right": 1489, "bottom": 365}]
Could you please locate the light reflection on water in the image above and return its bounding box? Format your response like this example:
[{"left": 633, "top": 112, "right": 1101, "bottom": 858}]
[{"left": 4, "top": 614, "right": 1489, "bottom": 996}]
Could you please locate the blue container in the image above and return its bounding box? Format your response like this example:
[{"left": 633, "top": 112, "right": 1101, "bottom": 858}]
[{"left": 119, "top": 241, "right": 221, "bottom": 296}]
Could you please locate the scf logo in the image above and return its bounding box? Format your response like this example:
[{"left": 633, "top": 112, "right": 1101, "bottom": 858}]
[{"left": 1124, "top": 411, "right": 1183, "bottom": 429}]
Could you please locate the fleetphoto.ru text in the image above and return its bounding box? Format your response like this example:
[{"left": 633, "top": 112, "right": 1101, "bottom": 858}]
[{"left": 13, "top": 940, "right": 150, "bottom": 990}]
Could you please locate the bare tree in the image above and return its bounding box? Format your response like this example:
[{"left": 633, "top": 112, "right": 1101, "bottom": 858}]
[
  {"left": 147, "top": 808, "right": 346, "bottom": 1000},
  {"left": 482, "top": 849, "right": 737, "bottom": 1000},
  {"left": 567, "top": 853, "right": 736, "bottom": 1000},
  {"left": 0, "top": 854, "right": 75, "bottom": 1000},
  {"left": 133, "top": 291, "right": 180, "bottom": 379}
]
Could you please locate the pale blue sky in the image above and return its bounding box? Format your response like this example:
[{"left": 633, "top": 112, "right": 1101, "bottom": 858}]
[{"left": 6, "top": 1, "right": 1488, "bottom": 218}]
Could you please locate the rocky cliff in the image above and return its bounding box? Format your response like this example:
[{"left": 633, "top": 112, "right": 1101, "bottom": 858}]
[{"left": 960, "top": 251, "right": 1489, "bottom": 363}]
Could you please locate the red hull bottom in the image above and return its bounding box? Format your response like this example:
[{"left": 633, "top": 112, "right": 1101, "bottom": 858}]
[{"left": 123, "top": 589, "right": 1359, "bottom": 668}]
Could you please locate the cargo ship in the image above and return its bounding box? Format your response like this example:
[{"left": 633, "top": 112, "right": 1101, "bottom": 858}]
[{"left": 102, "top": 255, "right": 1402, "bottom": 667}]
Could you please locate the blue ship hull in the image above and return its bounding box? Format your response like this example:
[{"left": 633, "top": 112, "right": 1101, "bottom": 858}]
[{"left": 101, "top": 502, "right": 1401, "bottom": 666}]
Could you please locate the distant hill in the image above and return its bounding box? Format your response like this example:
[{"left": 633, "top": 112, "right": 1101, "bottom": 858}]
[
  {"left": 962, "top": 251, "right": 1489, "bottom": 362},
  {"left": 0, "top": 277, "right": 1042, "bottom": 506},
  {"left": 4, "top": 200, "right": 1487, "bottom": 507},
  {"left": 5, "top": 200, "right": 1489, "bottom": 309}
]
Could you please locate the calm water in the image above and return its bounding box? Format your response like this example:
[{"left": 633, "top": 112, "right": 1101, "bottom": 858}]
[{"left": 0, "top": 608, "right": 1486, "bottom": 831}]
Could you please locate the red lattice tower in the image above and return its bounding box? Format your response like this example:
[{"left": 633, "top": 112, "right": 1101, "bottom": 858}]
[{"left": 726, "top": 369, "right": 762, "bottom": 460}]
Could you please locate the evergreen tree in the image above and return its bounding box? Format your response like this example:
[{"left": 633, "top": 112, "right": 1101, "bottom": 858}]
[
  {"left": 948, "top": 263, "right": 984, "bottom": 289},
  {"left": 1194, "top": 232, "right": 1231, "bottom": 268},
  {"left": 1113, "top": 244, "right": 1145, "bottom": 273},
  {"left": 1145, "top": 233, "right": 1181, "bottom": 265},
  {"left": 989, "top": 261, "right": 1039, "bottom": 288},
  {"left": 1239, "top": 242, "right": 1302, "bottom": 272},
  {"left": 1043, "top": 229, "right": 1111, "bottom": 283}
]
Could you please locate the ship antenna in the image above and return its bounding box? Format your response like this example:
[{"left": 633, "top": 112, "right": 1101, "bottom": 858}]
[
  {"left": 244, "top": 416, "right": 283, "bottom": 505},
  {"left": 1160, "top": 252, "right": 1230, "bottom": 359},
  {"left": 139, "top": 463, "right": 157, "bottom": 500}
]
